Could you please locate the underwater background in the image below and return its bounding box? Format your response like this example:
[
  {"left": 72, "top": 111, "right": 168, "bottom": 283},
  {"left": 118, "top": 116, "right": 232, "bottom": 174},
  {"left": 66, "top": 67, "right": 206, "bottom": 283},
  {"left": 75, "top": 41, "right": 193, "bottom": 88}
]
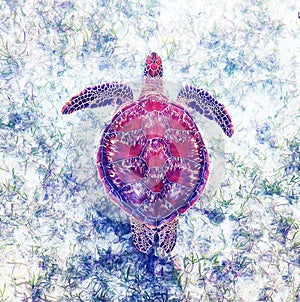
[{"left": 0, "top": 0, "right": 299, "bottom": 301}]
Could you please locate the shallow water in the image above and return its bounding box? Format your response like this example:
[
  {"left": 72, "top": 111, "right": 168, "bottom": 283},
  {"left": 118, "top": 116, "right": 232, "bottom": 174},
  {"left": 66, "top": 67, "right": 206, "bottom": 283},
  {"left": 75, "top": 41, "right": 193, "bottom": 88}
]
[{"left": 0, "top": 0, "right": 299, "bottom": 301}]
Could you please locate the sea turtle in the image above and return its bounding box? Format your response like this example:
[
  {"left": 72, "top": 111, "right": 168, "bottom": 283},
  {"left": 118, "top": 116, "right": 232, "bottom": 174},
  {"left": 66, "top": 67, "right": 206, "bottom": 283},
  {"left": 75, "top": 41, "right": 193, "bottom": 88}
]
[{"left": 61, "top": 52, "right": 234, "bottom": 254}]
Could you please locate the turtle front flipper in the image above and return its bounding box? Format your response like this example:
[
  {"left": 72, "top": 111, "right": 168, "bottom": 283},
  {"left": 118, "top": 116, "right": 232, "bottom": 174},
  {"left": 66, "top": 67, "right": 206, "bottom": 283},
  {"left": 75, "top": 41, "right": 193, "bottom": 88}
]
[
  {"left": 61, "top": 82, "right": 133, "bottom": 114},
  {"left": 177, "top": 85, "right": 234, "bottom": 137}
]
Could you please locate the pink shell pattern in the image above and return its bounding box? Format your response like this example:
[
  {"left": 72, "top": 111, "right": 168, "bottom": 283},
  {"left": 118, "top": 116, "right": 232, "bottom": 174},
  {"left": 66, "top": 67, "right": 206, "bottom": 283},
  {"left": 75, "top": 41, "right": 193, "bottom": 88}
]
[{"left": 97, "top": 94, "right": 209, "bottom": 228}]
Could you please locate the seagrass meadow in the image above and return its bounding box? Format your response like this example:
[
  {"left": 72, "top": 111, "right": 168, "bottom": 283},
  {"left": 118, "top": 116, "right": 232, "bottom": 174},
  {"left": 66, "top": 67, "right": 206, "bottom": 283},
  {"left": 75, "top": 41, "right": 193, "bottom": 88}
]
[{"left": 0, "top": 0, "right": 299, "bottom": 301}]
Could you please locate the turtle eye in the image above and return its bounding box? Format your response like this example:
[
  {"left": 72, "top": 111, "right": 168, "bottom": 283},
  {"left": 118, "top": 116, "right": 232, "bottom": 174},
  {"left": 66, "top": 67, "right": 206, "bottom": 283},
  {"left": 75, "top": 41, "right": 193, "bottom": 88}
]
[
  {"left": 154, "top": 53, "right": 162, "bottom": 64},
  {"left": 156, "top": 58, "right": 162, "bottom": 65}
]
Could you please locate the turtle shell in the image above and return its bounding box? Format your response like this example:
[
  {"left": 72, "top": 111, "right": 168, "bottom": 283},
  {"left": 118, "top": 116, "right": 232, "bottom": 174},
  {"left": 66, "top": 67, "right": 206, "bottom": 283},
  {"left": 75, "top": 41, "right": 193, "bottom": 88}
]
[{"left": 97, "top": 93, "right": 209, "bottom": 228}]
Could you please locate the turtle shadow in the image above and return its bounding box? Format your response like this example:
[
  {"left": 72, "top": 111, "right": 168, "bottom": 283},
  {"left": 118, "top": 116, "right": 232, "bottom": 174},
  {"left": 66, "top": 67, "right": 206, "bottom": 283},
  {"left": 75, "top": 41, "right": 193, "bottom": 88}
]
[
  {"left": 65, "top": 222, "right": 182, "bottom": 300},
  {"left": 86, "top": 209, "right": 183, "bottom": 299}
]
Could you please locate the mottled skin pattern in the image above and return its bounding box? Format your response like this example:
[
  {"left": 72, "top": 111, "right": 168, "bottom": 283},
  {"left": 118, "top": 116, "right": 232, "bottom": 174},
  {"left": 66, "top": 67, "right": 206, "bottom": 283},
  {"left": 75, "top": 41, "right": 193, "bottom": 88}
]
[
  {"left": 62, "top": 52, "right": 234, "bottom": 254},
  {"left": 61, "top": 82, "right": 133, "bottom": 114},
  {"left": 177, "top": 86, "right": 233, "bottom": 138}
]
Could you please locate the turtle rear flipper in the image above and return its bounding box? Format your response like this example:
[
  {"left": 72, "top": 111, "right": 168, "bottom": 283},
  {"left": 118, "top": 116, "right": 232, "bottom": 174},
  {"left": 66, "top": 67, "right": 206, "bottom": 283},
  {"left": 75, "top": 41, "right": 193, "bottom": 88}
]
[
  {"left": 61, "top": 82, "right": 133, "bottom": 114},
  {"left": 177, "top": 85, "right": 234, "bottom": 137},
  {"left": 130, "top": 218, "right": 178, "bottom": 254},
  {"left": 130, "top": 218, "right": 156, "bottom": 254},
  {"left": 157, "top": 218, "right": 178, "bottom": 253}
]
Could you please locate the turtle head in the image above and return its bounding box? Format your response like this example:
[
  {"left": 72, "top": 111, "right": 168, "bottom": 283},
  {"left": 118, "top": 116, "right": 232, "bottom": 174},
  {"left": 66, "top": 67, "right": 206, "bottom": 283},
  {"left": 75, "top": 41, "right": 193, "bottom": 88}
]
[{"left": 144, "top": 52, "right": 163, "bottom": 78}]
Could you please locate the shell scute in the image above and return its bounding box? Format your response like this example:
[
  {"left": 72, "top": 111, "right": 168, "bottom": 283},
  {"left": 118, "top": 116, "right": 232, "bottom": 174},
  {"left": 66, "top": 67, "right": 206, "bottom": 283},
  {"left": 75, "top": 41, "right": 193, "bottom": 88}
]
[
  {"left": 118, "top": 183, "right": 151, "bottom": 207},
  {"left": 161, "top": 183, "right": 192, "bottom": 208},
  {"left": 144, "top": 167, "right": 165, "bottom": 193},
  {"left": 142, "top": 99, "right": 168, "bottom": 112},
  {"left": 165, "top": 157, "right": 205, "bottom": 189},
  {"left": 112, "top": 158, "right": 148, "bottom": 184},
  {"left": 141, "top": 138, "right": 170, "bottom": 167},
  {"left": 137, "top": 193, "right": 175, "bottom": 224},
  {"left": 168, "top": 106, "right": 196, "bottom": 131},
  {"left": 143, "top": 111, "right": 167, "bottom": 139}
]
